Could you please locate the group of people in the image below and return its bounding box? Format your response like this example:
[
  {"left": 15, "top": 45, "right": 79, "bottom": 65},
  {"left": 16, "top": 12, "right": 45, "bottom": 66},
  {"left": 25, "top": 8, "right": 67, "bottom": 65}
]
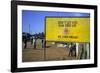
[
  {"left": 68, "top": 43, "right": 76, "bottom": 57},
  {"left": 31, "top": 36, "right": 46, "bottom": 49},
  {"left": 23, "top": 36, "right": 46, "bottom": 49},
  {"left": 68, "top": 43, "right": 90, "bottom": 59}
]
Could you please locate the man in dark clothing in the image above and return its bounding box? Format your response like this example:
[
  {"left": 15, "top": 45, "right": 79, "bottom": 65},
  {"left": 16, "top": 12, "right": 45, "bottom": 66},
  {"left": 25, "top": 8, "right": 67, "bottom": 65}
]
[
  {"left": 43, "top": 39, "right": 46, "bottom": 48},
  {"left": 24, "top": 36, "right": 27, "bottom": 49},
  {"left": 31, "top": 37, "right": 33, "bottom": 45},
  {"left": 69, "top": 43, "right": 76, "bottom": 57},
  {"left": 33, "top": 34, "right": 37, "bottom": 49},
  {"left": 41, "top": 38, "right": 44, "bottom": 48},
  {"left": 72, "top": 45, "right": 76, "bottom": 57}
]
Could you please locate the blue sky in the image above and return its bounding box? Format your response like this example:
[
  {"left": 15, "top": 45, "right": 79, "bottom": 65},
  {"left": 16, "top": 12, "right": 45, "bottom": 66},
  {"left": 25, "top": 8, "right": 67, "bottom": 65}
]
[{"left": 22, "top": 10, "right": 90, "bottom": 34}]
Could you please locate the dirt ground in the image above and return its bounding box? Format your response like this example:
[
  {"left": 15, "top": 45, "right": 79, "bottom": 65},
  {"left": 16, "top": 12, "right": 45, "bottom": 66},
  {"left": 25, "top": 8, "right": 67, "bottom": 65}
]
[{"left": 22, "top": 40, "right": 78, "bottom": 62}]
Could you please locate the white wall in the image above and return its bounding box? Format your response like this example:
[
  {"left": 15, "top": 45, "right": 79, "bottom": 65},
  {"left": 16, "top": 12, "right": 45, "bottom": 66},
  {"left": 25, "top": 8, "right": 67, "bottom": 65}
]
[{"left": 0, "top": 0, "right": 99, "bottom": 73}]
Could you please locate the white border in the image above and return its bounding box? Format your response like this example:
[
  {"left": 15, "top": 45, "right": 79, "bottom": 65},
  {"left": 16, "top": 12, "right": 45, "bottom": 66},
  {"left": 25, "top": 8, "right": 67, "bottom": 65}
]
[{"left": 17, "top": 5, "right": 94, "bottom": 68}]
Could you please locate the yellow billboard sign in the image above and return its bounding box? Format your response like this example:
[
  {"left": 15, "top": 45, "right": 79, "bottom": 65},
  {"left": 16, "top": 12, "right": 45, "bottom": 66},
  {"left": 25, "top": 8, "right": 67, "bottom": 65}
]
[{"left": 46, "top": 17, "right": 90, "bottom": 42}]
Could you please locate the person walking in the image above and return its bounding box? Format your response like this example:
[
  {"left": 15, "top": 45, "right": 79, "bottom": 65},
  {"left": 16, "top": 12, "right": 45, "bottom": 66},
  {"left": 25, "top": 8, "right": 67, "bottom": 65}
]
[
  {"left": 43, "top": 39, "right": 46, "bottom": 48},
  {"left": 41, "top": 38, "right": 44, "bottom": 48},
  {"left": 33, "top": 34, "right": 37, "bottom": 49},
  {"left": 31, "top": 37, "right": 33, "bottom": 45},
  {"left": 24, "top": 36, "right": 27, "bottom": 49}
]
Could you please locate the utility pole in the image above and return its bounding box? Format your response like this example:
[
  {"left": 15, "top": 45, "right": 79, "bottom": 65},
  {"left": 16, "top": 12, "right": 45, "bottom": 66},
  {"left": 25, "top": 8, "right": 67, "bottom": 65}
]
[
  {"left": 29, "top": 24, "right": 30, "bottom": 34},
  {"left": 29, "top": 24, "right": 31, "bottom": 41}
]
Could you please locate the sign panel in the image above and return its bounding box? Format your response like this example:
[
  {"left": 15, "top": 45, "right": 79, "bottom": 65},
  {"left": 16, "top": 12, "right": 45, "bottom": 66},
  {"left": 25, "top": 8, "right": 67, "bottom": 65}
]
[{"left": 46, "top": 17, "right": 90, "bottom": 42}]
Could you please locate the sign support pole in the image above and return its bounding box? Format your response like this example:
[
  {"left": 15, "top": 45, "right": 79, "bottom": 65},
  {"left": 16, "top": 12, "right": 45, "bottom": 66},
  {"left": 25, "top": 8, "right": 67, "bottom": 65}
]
[{"left": 76, "top": 43, "right": 79, "bottom": 58}]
